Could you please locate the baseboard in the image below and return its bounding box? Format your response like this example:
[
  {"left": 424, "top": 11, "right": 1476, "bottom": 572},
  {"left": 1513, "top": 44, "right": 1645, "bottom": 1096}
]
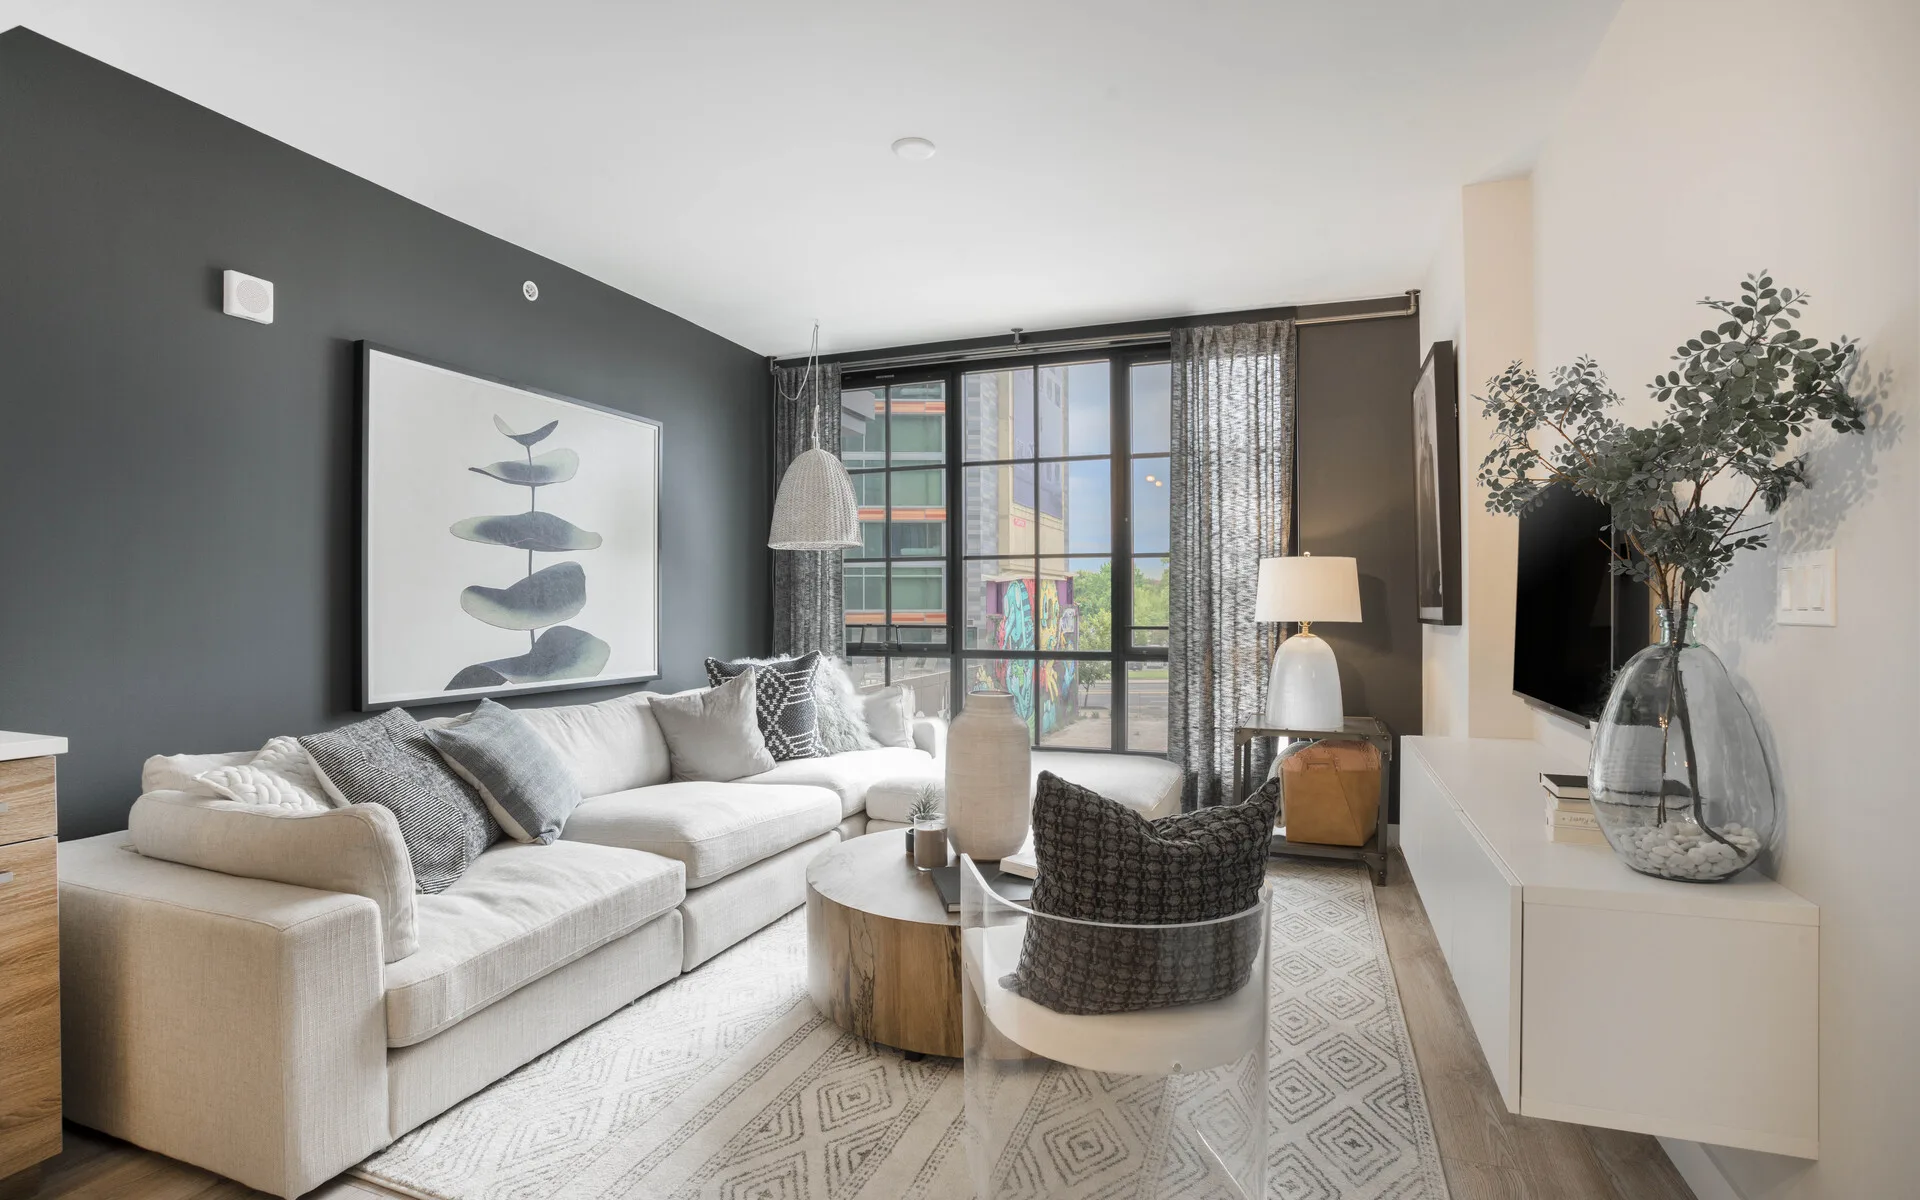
[{"left": 1659, "top": 1138, "right": 1744, "bottom": 1200}]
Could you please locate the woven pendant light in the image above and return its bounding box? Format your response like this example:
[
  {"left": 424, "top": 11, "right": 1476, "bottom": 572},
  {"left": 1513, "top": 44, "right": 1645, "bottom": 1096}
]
[{"left": 768, "top": 323, "right": 861, "bottom": 550}]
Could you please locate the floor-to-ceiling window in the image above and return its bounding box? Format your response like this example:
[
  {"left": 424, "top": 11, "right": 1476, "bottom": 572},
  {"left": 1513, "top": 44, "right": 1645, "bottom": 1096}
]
[
  {"left": 839, "top": 351, "right": 1169, "bottom": 753},
  {"left": 839, "top": 379, "right": 954, "bottom": 722}
]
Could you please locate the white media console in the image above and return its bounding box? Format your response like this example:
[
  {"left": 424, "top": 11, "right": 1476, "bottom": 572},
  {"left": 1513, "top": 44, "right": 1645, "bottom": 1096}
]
[{"left": 1400, "top": 736, "right": 1819, "bottom": 1158}]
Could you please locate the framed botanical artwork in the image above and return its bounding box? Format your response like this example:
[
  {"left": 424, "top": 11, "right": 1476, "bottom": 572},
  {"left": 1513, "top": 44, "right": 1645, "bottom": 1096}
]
[
  {"left": 1411, "top": 340, "right": 1462, "bottom": 625},
  {"left": 360, "top": 343, "right": 661, "bottom": 708}
]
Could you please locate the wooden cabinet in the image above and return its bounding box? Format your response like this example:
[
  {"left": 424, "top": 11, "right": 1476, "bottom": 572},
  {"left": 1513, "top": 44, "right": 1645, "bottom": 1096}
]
[
  {"left": 1401, "top": 736, "right": 1819, "bottom": 1159},
  {"left": 0, "top": 739, "right": 64, "bottom": 1185}
]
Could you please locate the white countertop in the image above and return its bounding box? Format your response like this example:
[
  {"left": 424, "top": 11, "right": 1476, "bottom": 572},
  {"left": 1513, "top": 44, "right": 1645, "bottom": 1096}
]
[
  {"left": 1406, "top": 735, "right": 1816, "bottom": 925},
  {"left": 0, "top": 731, "right": 68, "bottom": 761}
]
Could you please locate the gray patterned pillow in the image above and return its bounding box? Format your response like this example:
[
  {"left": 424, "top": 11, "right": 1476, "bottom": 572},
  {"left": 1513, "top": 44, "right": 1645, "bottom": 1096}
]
[
  {"left": 300, "top": 707, "right": 500, "bottom": 894},
  {"left": 1009, "top": 771, "right": 1278, "bottom": 1015},
  {"left": 705, "top": 653, "right": 822, "bottom": 760},
  {"left": 426, "top": 699, "right": 582, "bottom": 844}
]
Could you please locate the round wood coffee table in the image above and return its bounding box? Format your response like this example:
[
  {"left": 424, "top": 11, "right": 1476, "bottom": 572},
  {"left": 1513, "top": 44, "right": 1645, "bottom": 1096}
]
[{"left": 805, "top": 829, "right": 962, "bottom": 1057}]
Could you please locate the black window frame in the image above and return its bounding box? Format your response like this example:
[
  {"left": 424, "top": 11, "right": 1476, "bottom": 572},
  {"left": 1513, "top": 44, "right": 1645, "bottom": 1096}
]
[{"left": 840, "top": 346, "right": 1170, "bottom": 756}]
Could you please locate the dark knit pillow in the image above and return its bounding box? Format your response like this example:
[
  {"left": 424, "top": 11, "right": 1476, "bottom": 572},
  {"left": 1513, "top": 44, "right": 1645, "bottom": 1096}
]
[
  {"left": 299, "top": 707, "right": 501, "bottom": 894},
  {"left": 704, "top": 653, "right": 822, "bottom": 761},
  {"left": 1008, "top": 771, "right": 1278, "bottom": 1015}
]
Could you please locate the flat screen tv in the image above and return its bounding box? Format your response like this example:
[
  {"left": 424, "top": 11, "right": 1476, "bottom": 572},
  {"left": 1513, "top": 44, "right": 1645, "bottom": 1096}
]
[{"left": 1512, "top": 485, "right": 1651, "bottom": 724}]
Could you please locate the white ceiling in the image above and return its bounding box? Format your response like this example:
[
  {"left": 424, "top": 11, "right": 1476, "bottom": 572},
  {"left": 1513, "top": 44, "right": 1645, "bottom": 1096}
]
[{"left": 11, "top": 0, "right": 1620, "bottom": 357}]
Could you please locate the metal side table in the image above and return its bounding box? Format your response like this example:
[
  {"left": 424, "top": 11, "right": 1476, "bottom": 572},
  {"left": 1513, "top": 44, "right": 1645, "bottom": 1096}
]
[{"left": 1232, "top": 717, "right": 1393, "bottom": 884}]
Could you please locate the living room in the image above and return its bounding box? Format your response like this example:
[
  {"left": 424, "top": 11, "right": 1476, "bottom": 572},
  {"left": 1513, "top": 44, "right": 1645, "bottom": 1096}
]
[{"left": 0, "top": 2, "right": 1913, "bottom": 1199}]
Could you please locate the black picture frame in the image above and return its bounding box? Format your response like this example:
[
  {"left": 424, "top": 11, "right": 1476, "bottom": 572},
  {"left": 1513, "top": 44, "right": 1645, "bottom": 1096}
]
[
  {"left": 1411, "top": 341, "right": 1462, "bottom": 626},
  {"left": 359, "top": 341, "right": 664, "bottom": 709}
]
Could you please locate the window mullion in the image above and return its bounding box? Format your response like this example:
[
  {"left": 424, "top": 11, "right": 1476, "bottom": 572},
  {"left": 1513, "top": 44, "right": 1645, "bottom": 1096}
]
[{"left": 1111, "top": 356, "right": 1133, "bottom": 751}]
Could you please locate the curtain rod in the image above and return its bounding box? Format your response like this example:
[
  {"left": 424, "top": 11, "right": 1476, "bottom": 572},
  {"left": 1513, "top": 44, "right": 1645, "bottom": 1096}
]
[{"left": 779, "top": 291, "right": 1419, "bottom": 375}]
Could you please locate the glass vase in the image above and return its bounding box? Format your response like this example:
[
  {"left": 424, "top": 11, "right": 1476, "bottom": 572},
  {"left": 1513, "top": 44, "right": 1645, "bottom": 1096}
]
[{"left": 1587, "top": 606, "right": 1775, "bottom": 882}]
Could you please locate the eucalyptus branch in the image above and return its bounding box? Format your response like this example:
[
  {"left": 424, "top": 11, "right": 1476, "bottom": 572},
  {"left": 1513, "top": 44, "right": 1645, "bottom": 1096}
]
[{"left": 1478, "top": 273, "right": 1861, "bottom": 611}]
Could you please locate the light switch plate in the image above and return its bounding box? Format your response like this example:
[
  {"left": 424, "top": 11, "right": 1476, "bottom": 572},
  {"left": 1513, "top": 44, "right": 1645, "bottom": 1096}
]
[{"left": 1776, "top": 549, "right": 1836, "bottom": 626}]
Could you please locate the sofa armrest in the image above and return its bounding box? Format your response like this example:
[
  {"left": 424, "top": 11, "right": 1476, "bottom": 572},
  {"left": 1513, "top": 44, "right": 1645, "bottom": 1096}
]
[
  {"left": 912, "top": 716, "right": 947, "bottom": 760},
  {"left": 59, "top": 833, "right": 389, "bottom": 1199},
  {"left": 130, "top": 790, "right": 418, "bottom": 960}
]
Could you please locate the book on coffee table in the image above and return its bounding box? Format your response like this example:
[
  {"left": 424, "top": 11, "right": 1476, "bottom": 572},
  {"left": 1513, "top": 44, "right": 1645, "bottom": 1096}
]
[
  {"left": 928, "top": 864, "right": 1033, "bottom": 914},
  {"left": 998, "top": 832, "right": 1038, "bottom": 880}
]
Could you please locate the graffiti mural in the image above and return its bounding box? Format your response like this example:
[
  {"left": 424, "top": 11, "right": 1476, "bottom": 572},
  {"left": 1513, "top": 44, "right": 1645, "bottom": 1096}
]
[{"left": 972, "top": 575, "right": 1079, "bottom": 737}]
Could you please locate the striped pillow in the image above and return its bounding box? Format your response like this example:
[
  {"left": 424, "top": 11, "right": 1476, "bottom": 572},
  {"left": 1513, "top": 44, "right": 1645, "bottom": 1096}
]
[
  {"left": 300, "top": 707, "right": 500, "bottom": 894},
  {"left": 427, "top": 699, "right": 582, "bottom": 844}
]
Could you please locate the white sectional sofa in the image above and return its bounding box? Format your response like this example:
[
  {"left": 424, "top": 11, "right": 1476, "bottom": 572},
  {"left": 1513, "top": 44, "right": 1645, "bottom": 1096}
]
[{"left": 56, "top": 687, "right": 944, "bottom": 1199}]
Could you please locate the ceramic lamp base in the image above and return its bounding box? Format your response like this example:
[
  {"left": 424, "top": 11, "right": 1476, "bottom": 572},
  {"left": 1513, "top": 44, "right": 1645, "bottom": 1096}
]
[{"left": 1265, "top": 631, "right": 1344, "bottom": 730}]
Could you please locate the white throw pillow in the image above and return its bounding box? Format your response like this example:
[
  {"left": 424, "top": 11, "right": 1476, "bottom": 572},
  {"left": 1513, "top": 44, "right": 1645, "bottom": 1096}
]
[
  {"left": 142, "top": 749, "right": 254, "bottom": 795},
  {"left": 651, "top": 671, "right": 777, "bottom": 782},
  {"left": 142, "top": 737, "right": 333, "bottom": 811},
  {"left": 862, "top": 685, "right": 916, "bottom": 749},
  {"left": 197, "top": 735, "right": 332, "bottom": 811}
]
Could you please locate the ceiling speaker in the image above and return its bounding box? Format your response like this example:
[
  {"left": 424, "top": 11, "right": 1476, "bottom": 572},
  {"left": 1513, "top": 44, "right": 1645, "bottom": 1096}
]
[{"left": 222, "top": 270, "right": 274, "bottom": 324}]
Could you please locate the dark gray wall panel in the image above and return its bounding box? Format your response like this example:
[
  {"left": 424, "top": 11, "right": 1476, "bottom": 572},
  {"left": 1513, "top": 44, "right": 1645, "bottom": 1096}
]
[
  {"left": 1296, "top": 315, "right": 1423, "bottom": 817},
  {"left": 0, "top": 32, "right": 772, "bottom": 838}
]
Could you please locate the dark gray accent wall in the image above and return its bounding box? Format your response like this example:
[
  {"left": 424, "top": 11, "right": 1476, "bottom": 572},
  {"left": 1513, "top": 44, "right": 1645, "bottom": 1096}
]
[
  {"left": 0, "top": 32, "right": 772, "bottom": 839},
  {"left": 1296, "top": 314, "right": 1423, "bottom": 817}
]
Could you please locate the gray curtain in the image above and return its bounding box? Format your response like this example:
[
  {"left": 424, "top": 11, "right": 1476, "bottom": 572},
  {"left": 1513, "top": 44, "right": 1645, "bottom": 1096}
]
[
  {"left": 770, "top": 361, "right": 845, "bottom": 658},
  {"left": 1168, "top": 320, "right": 1297, "bottom": 808}
]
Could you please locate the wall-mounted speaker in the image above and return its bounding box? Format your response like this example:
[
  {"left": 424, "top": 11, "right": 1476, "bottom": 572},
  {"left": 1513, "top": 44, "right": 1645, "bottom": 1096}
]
[{"left": 222, "top": 269, "right": 274, "bottom": 324}]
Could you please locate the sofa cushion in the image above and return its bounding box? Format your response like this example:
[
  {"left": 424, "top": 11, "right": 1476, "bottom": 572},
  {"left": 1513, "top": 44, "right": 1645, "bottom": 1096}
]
[
  {"left": 1031, "top": 751, "right": 1183, "bottom": 821},
  {"left": 737, "top": 747, "right": 936, "bottom": 818},
  {"left": 560, "top": 782, "right": 840, "bottom": 888},
  {"left": 864, "top": 774, "right": 945, "bottom": 824},
  {"left": 513, "top": 690, "right": 670, "bottom": 798},
  {"left": 383, "top": 840, "right": 684, "bottom": 1047}
]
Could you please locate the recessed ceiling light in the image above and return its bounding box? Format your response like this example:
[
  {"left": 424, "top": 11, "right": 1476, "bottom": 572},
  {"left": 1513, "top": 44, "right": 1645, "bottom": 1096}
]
[{"left": 891, "top": 137, "right": 936, "bottom": 161}]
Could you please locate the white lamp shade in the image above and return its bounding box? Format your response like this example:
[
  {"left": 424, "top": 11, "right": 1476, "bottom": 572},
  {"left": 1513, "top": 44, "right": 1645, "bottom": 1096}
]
[
  {"left": 768, "top": 447, "right": 861, "bottom": 550},
  {"left": 1255, "top": 555, "right": 1361, "bottom": 624}
]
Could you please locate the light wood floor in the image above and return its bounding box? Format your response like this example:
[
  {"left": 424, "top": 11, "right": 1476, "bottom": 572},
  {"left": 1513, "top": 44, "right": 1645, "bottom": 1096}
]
[{"left": 19, "top": 851, "right": 1692, "bottom": 1200}]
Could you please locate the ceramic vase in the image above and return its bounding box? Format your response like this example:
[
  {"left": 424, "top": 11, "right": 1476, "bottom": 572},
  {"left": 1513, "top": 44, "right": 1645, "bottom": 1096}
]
[
  {"left": 945, "top": 690, "right": 1031, "bottom": 860},
  {"left": 1588, "top": 606, "right": 1776, "bottom": 882}
]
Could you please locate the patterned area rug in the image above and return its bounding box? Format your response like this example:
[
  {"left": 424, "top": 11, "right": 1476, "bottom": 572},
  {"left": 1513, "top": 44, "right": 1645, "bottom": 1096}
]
[{"left": 357, "top": 861, "right": 1448, "bottom": 1199}]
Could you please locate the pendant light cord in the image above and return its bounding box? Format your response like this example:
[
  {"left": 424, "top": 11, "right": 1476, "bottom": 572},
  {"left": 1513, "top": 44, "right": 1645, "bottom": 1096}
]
[{"left": 775, "top": 321, "right": 825, "bottom": 448}]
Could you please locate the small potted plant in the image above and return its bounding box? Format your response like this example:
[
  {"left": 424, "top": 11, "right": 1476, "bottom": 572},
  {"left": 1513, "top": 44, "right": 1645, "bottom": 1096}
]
[
  {"left": 903, "top": 784, "right": 943, "bottom": 861},
  {"left": 1479, "top": 273, "right": 1861, "bottom": 880}
]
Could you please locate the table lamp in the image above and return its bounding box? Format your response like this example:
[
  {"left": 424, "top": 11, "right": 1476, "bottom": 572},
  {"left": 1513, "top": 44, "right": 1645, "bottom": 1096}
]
[{"left": 1255, "top": 553, "right": 1362, "bottom": 730}]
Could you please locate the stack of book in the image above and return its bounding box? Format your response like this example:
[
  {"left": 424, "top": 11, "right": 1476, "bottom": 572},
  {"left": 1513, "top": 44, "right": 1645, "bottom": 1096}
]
[{"left": 1541, "top": 772, "right": 1606, "bottom": 845}]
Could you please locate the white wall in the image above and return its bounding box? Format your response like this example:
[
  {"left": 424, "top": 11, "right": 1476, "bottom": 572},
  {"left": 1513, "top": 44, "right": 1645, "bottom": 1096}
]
[
  {"left": 1483, "top": 0, "right": 1918, "bottom": 1194},
  {"left": 1420, "top": 179, "right": 1538, "bottom": 739}
]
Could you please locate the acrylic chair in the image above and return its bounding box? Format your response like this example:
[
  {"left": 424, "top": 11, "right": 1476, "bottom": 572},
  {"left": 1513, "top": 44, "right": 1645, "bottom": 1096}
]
[{"left": 959, "top": 854, "right": 1271, "bottom": 1200}]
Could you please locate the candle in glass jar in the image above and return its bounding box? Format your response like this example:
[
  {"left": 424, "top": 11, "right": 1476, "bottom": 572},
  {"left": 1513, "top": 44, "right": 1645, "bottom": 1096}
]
[{"left": 913, "top": 818, "right": 948, "bottom": 870}]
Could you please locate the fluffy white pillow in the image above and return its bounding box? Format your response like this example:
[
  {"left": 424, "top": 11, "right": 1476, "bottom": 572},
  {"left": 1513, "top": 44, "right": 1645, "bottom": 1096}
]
[
  {"left": 862, "top": 685, "right": 916, "bottom": 749},
  {"left": 199, "top": 736, "right": 333, "bottom": 811},
  {"left": 812, "top": 657, "right": 883, "bottom": 755},
  {"left": 142, "top": 736, "right": 333, "bottom": 811}
]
